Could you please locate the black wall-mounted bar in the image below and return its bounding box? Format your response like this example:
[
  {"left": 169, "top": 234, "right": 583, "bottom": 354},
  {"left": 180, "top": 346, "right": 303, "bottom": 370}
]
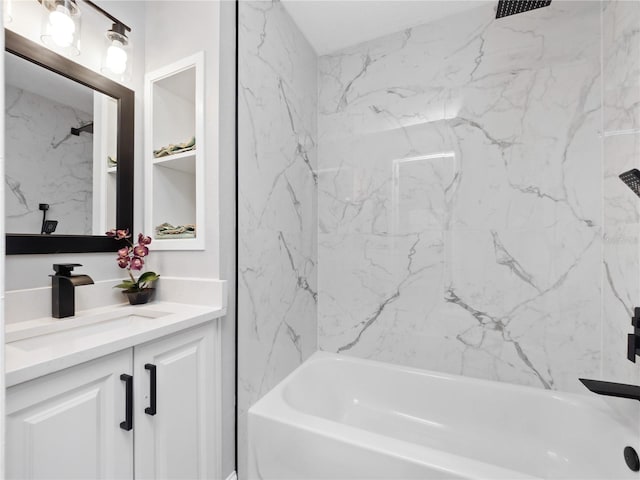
[
  {"left": 70, "top": 122, "right": 93, "bottom": 136},
  {"left": 81, "top": 0, "right": 131, "bottom": 32}
]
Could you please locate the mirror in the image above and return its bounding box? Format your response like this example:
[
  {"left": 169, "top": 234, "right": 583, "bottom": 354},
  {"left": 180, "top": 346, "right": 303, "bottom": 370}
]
[
  {"left": 5, "top": 29, "right": 134, "bottom": 254},
  {"left": 6, "top": 53, "right": 117, "bottom": 235}
]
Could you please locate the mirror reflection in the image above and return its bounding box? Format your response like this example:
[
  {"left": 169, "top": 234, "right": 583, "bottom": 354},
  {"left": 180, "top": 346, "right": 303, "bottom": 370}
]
[{"left": 5, "top": 51, "right": 118, "bottom": 236}]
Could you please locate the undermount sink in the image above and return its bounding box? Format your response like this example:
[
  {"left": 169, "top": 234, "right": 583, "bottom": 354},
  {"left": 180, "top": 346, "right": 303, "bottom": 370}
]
[
  {"left": 6, "top": 307, "right": 171, "bottom": 352},
  {"left": 5, "top": 299, "right": 225, "bottom": 388}
]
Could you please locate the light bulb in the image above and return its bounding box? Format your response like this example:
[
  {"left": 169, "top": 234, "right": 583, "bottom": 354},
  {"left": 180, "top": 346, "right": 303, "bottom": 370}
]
[
  {"left": 106, "top": 39, "right": 127, "bottom": 75},
  {"left": 48, "top": 5, "right": 75, "bottom": 47}
]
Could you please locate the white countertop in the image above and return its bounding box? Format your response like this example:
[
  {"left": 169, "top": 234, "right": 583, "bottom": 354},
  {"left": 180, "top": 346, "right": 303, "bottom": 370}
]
[{"left": 6, "top": 300, "right": 225, "bottom": 387}]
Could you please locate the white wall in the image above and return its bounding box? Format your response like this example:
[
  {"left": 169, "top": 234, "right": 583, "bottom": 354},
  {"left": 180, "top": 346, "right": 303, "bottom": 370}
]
[
  {"left": 217, "top": 2, "right": 238, "bottom": 476},
  {"left": 144, "top": 1, "right": 220, "bottom": 279}
]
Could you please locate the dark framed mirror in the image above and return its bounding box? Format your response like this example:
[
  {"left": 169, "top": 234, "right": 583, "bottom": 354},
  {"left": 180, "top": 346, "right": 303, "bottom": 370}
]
[{"left": 5, "top": 29, "right": 133, "bottom": 254}]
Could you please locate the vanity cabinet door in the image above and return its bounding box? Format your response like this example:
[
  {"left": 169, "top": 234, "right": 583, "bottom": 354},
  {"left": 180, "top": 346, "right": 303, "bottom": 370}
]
[
  {"left": 6, "top": 350, "right": 134, "bottom": 480},
  {"left": 133, "top": 322, "right": 218, "bottom": 480}
]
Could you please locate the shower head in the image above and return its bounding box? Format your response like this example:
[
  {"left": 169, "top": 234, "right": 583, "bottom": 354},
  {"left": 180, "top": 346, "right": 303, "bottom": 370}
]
[
  {"left": 619, "top": 169, "right": 640, "bottom": 198},
  {"left": 496, "top": 0, "right": 551, "bottom": 19}
]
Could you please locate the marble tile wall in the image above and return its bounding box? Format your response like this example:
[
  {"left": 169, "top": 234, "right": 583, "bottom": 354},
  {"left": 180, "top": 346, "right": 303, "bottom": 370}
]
[
  {"left": 239, "top": 0, "right": 640, "bottom": 474},
  {"left": 602, "top": 0, "right": 640, "bottom": 385},
  {"left": 316, "top": 0, "right": 624, "bottom": 393},
  {"left": 237, "top": 1, "right": 318, "bottom": 476},
  {"left": 5, "top": 85, "right": 93, "bottom": 235}
]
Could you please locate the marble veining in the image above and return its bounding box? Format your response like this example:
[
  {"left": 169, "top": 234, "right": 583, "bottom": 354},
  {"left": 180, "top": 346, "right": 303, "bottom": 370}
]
[
  {"left": 237, "top": 1, "right": 317, "bottom": 476},
  {"left": 316, "top": 0, "right": 625, "bottom": 392},
  {"left": 602, "top": 0, "right": 640, "bottom": 386},
  {"left": 239, "top": 0, "right": 640, "bottom": 475},
  {"left": 5, "top": 85, "right": 93, "bottom": 235}
]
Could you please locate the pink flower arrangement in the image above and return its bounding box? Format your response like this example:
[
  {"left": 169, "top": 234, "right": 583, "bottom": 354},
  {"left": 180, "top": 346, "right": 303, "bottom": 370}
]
[{"left": 107, "top": 229, "right": 159, "bottom": 292}]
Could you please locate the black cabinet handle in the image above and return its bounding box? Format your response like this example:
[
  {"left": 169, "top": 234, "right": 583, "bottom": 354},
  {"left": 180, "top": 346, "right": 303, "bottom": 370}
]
[
  {"left": 120, "top": 374, "right": 133, "bottom": 430},
  {"left": 144, "top": 364, "right": 157, "bottom": 416}
]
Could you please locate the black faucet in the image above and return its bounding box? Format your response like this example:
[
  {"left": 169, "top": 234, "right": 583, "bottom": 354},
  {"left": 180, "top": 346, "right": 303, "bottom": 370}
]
[
  {"left": 51, "top": 263, "right": 94, "bottom": 318},
  {"left": 628, "top": 307, "right": 640, "bottom": 362},
  {"left": 579, "top": 378, "right": 640, "bottom": 402},
  {"left": 579, "top": 307, "right": 640, "bottom": 402}
]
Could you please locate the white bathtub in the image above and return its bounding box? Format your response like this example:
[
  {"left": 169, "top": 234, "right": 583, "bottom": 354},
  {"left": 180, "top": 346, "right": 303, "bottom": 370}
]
[{"left": 248, "top": 352, "right": 639, "bottom": 479}]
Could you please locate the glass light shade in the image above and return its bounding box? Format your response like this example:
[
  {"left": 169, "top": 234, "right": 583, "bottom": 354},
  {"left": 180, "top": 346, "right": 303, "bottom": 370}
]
[
  {"left": 106, "top": 40, "right": 127, "bottom": 74},
  {"left": 40, "top": 0, "right": 81, "bottom": 56},
  {"left": 101, "top": 26, "right": 132, "bottom": 81}
]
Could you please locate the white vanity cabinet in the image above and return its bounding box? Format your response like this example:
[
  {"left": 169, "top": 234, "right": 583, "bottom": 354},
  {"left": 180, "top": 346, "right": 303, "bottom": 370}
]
[
  {"left": 6, "top": 350, "right": 133, "bottom": 480},
  {"left": 134, "top": 322, "right": 217, "bottom": 480},
  {"left": 6, "top": 321, "right": 219, "bottom": 480}
]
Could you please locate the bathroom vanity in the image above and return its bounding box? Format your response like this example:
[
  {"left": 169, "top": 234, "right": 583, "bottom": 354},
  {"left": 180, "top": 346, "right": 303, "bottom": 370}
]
[{"left": 5, "top": 299, "right": 224, "bottom": 479}]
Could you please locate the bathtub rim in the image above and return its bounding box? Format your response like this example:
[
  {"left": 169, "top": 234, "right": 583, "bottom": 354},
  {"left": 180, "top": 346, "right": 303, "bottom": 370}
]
[{"left": 273, "top": 351, "right": 638, "bottom": 417}]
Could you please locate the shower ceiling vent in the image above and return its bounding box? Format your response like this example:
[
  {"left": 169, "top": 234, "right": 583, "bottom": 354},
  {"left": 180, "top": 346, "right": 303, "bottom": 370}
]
[{"left": 496, "top": 0, "right": 551, "bottom": 19}]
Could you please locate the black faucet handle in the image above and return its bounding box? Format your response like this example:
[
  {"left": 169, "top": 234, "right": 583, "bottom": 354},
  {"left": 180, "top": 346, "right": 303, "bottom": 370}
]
[
  {"left": 629, "top": 334, "right": 638, "bottom": 363},
  {"left": 53, "top": 263, "right": 83, "bottom": 276}
]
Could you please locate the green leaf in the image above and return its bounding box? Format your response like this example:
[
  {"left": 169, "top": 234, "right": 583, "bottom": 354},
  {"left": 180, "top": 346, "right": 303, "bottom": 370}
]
[
  {"left": 138, "top": 272, "right": 160, "bottom": 284},
  {"left": 114, "top": 281, "right": 136, "bottom": 289}
]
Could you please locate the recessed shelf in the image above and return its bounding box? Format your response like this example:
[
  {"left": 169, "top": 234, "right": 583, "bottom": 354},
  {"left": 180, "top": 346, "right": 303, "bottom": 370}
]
[
  {"left": 145, "top": 52, "right": 205, "bottom": 251},
  {"left": 152, "top": 150, "right": 196, "bottom": 174},
  {"left": 155, "top": 234, "right": 197, "bottom": 241}
]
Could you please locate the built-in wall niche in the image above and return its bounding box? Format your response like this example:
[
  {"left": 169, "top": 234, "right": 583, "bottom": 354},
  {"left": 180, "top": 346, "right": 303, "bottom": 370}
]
[{"left": 145, "top": 52, "right": 205, "bottom": 250}]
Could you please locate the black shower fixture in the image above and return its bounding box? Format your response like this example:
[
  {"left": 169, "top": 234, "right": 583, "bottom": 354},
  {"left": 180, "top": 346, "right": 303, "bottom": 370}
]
[
  {"left": 619, "top": 169, "right": 640, "bottom": 198},
  {"left": 496, "top": 0, "right": 552, "bottom": 19},
  {"left": 70, "top": 122, "right": 94, "bottom": 136},
  {"left": 39, "top": 203, "right": 58, "bottom": 234}
]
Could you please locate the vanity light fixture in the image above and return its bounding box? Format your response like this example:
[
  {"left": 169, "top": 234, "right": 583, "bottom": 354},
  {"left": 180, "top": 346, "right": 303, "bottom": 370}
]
[
  {"left": 39, "top": 0, "right": 81, "bottom": 56},
  {"left": 81, "top": 0, "right": 132, "bottom": 80},
  {"left": 102, "top": 21, "right": 131, "bottom": 79},
  {"left": 37, "top": 0, "right": 132, "bottom": 79}
]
